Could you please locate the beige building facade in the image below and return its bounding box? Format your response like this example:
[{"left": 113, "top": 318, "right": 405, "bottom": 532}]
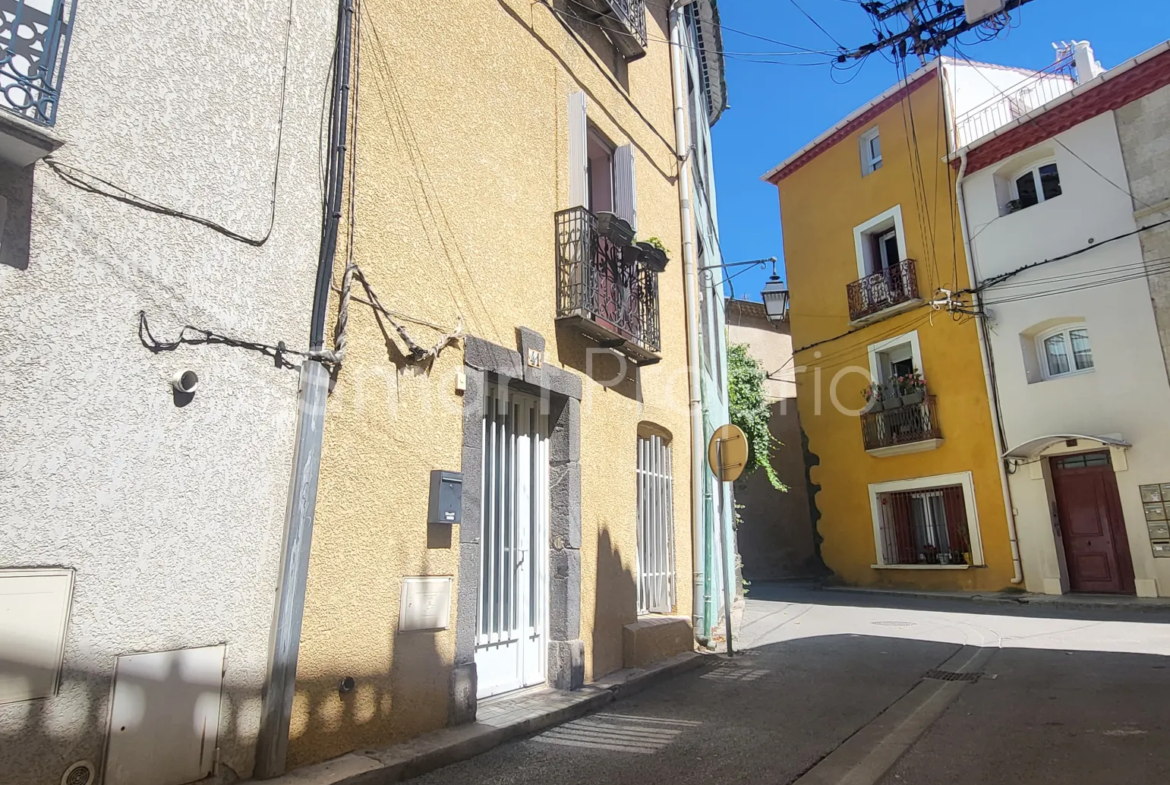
[
  {"left": 284, "top": 0, "right": 725, "bottom": 770},
  {"left": 725, "top": 299, "right": 819, "bottom": 580}
]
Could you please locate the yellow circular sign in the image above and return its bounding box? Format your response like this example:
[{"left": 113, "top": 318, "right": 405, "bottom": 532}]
[{"left": 707, "top": 424, "right": 748, "bottom": 482}]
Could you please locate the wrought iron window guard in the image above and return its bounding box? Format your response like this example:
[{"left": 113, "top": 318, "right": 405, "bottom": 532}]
[
  {"left": 1, "top": 0, "right": 77, "bottom": 126},
  {"left": 847, "top": 258, "right": 919, "bottom": 322},
  {"left": 555, "top": 206, "right": 661, "bottom": 365}
]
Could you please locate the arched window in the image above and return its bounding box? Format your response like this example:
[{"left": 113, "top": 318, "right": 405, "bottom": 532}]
[{"left": 1037, "top": 323, "right": 1094, "bottom": 379}]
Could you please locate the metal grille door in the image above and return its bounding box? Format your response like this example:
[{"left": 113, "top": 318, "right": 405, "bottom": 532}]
[
  {"left": 636, "top": 434, "right": 674, "bottom": 614},
  {"left": 476, "top": 388, "right": 549, "bottom": 698}
]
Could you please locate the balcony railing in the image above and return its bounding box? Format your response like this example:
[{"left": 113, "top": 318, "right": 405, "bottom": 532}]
[
  {"left": 847, "top": 258, "right": 919, "bottom": 322},
  {"left": 571, "top": 0, "right": 647, "bottom": 60},
  {"left": 861, "top": 394, "right": 941, "bottom": 452},
  {"left": 0, "top": 0, "right": 77, "bottom": 126},
  {"left": 954, "top": 56, "right": 1078, "bottom": 147},
  {"left": 555, "top": 206, "right": 661, "bottom": 365}
]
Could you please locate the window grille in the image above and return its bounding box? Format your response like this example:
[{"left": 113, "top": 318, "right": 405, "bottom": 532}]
[{"left": 636, "top": 433, "right": 674, "bottom": 614}]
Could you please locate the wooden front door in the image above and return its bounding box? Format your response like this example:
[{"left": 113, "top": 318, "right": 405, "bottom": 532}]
[{"left": 1051, "top": 451, "right": 1135, "bottom": 594}]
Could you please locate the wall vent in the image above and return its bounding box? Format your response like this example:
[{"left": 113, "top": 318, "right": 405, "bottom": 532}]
[{"left": 61, "top": 760, "right": 95, "bottom": 785}]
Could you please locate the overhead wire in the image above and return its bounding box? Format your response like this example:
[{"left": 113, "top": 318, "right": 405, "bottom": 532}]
[{"left": 43, "top": 0, "right": 298, "bottom": 248}]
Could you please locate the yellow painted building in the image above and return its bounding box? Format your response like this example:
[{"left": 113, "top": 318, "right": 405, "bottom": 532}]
[
  {"left": 278, "top": 0, "right": 727, "bottom": 771},
  {"left": 762, "top": 61, "right": 1018, "bottom": 592}
]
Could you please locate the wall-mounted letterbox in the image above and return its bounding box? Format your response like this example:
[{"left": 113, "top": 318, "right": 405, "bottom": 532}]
[
  {"left": 1138, "top": 483, "right": 1170, "bottom": 557},
  {"left": 429, "top": 470, "right": 462, "bottom": 525}
]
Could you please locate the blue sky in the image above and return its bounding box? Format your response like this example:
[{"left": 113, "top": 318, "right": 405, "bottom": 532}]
[{"left": 711, "top": 0, "right": 1169, "bottom": 302}]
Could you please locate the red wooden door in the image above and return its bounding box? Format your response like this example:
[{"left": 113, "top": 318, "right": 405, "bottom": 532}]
[{"left": 1051, "top": 452, "right": 1135, "bottom": 594}]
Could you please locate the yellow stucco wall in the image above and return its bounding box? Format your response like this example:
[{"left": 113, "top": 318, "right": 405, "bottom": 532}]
[
  {"left": 774, "top": 72, "right": 1016, "bottom": 592},
  {"left": 289, "top": 0, "right": 694, "bottom": 768}
]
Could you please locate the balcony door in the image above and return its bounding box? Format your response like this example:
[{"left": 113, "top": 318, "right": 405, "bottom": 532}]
[{"left": 476, "top": 387, "right": 550, "bottom": 698}]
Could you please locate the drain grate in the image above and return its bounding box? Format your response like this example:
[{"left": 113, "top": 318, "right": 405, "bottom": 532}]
[{"left": 924, "top": 669, "right": 983, "bottom": 682}]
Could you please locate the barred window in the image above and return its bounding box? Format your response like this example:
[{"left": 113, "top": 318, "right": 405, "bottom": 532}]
[
  {"left": 636, "top": 432, "right": 674, "bottom": 614},
  {"left": 877, "top": 485, "right": 972, "bottom": 566}
]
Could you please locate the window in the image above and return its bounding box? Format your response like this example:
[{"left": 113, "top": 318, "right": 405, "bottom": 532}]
[
  {"left": 868, "top": 330, "right": 923, "bottom": 389},
  {"left": 877, "top": 485, "right": 971, "bottom": 566},
  {"left": 1038, "top": 324, "right": 1094, "bottom": 379},
  {"left": 587, "top": 130, "right": 614, "bottom": 214},
  {"left": 861, "top": 127, "right": 882, "bottom": 175},
  {"left": 853, "top": 206, "right": 905, "bottom": 279},
  {"left": 636, "top": 431, "right": 674, "bottom": 614},
  {"left": 1011, "top": 162, "right": 1061, "bottom": 211}
]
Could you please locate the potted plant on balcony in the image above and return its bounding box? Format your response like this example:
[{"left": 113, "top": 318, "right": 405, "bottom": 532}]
[
  {"left": 896, "top": 370, "right": 926, "bottom": 407},
  {"left": 862, "top": 382, "right": 884, "bottom": 413},
  {"left": 595, "top": 212, "right": 636, "bottom": 246},
  {"left": 635, "top": 237, "right": 670, "bottom": 272}
]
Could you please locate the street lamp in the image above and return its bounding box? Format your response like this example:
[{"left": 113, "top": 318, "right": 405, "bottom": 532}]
[{"left": 761, "top": 261, "right": 789, "bottom": 323}]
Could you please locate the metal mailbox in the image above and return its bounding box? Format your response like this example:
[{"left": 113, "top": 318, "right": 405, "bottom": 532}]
[{"left": 428, "top": 470, "right": 462, "bottom": 525}]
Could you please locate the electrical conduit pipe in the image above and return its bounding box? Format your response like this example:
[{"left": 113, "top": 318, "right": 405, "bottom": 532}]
[
  {"left": 955, "top": 150, "right": 1024, "bottom": 584},
  {"left": 668, "top": 0, "right": 710, "bottom": 639}
]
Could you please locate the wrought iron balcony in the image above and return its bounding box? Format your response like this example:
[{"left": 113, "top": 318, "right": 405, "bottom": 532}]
[
  {"left": 555, "top": 206, "right": 661, "bottom": 365},
  {"left": 570, "top": 0, "right": 647, "bottom": 60},
  {"left": 846, "top": 258, "right": 920, "bottom": 323},
  {"left": 955, "top": 56, "right": 1077, "bottom": 147},
  {"left": 1, "top": 0, "right": 77, "bottom": 127},
  {"left": 861, "top": 394, "right": 942, "bottom": 455}
]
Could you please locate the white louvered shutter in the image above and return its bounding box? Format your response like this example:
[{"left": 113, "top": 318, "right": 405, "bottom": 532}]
[
  {"left": 568, "top": 92, "right": 588, "bottom": 209},
  {"left": 613, "top": 144, "right": 637, "bottom": 230}
]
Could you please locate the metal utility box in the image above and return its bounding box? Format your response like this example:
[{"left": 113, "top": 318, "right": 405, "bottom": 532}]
[{"left": 428, "top": 470, "right": 462, "bottom": 524}]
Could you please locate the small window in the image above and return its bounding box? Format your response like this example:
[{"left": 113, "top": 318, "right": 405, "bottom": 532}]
[
  {"left": 861, "top": 128, "right": 882, "bottom": 175},
  {"left": 1011, "top": 162, "right": 1061, "bottom": 211},
  {"left": 1055, "top": 452, "right": 1111, "bottom": 470},
  {"left": 877, "top": 485, "right": 971, "bottom": 566},
  {"left": 636, "top": 432, "right": 675, "bottom": 614},
  {"left": 1038, "top": 324, "right": 1093, "bottom": 379}
]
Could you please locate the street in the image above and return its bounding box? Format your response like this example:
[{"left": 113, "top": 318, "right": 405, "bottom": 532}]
[{"left": 411, "top": 585, "right": 1170, "bottom": 785}]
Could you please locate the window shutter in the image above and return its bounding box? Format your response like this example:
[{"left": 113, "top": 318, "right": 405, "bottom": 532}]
[
  {"left": 568, "top": 92, "right": 588, "bottom": 209},
  {"left": 613, "top": 144, "right": 637, "bottom": 230},
  {"left": 941, "top": 486, "right": 970, "bottom": 554}
]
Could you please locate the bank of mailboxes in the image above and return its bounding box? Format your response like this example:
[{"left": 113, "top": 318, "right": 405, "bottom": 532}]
[{"left": 1138, "top": 484, "right": 1170, "bottom": 558}]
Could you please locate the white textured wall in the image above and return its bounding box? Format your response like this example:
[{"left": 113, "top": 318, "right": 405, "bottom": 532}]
[
  {"left": 0, "top": 0, "right": 333, "bottom": 782},
  {"left": 964, "top": 111, "right": 1170, "bottom": 597}
]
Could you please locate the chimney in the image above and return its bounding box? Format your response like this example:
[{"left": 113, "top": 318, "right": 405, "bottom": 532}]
[{"left": 1073, "top": 40, "right": 1104, "bottom": 83}]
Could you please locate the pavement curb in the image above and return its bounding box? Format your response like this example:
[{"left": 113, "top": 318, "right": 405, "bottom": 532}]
[
  {"left": 819, "top": 585, "right": 1170, "bottom": 614},
  {"left": 257, "top": 652, "right": 710, "bottom": 785}
]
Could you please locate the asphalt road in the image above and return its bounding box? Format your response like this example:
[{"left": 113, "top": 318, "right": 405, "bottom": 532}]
[{"left": 411, "top": 584, "right": 1170, "bottom": 785}]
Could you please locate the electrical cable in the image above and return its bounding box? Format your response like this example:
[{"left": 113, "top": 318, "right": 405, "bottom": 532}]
[
  {"left": 787, "top": 0, "right": 846, "bottom": 50},
  {"left": 43, "top": 0, "right": 297, "bottom": 248}
]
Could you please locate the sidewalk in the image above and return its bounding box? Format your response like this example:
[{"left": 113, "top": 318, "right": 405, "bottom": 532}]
[
  {"left": 821, "top": 584, "right": 1170, "bottom": 613},
  {"left": 259, "top": 652, "right": 708, "bottom": 785}
]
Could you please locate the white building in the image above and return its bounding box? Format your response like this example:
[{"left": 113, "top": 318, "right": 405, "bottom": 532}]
[
  {"left": 0, "top": 1, "right": 335, "bottom": 783},
  {"left": 956, "top": 40, "right": 1170, "bottom": 598}
]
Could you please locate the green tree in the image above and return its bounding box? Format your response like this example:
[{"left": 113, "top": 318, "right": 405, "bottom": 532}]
[{"left": 727, "top": 343, "right": 787, "bottom": 491}]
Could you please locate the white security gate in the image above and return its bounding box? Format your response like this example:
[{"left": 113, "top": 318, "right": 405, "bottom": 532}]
[
  {"left": 636, "top": 433, "right": 674, "bottom": 614},
  {"left": 476, "top": 388, "right": 550, "bottom": 698}
]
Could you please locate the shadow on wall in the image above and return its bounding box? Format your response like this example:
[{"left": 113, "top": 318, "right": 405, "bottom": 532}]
[
  {"left": 0, "top": 162, "right": 32, "bottom": 271},
  {"left": 286, "top": 619, "right": 449, "bottom": 770},
  {"left": 555, "top": 328, "right": 640, "bottom": 402},
  {"left": 0, "top": 638, "right": 451, "bottom": 785},
  {"left": 736, "top": 400, "right": 827, "bottom": 582},
  {"left": 591, "top": 528, "right": 638, "bottom": 680}
]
